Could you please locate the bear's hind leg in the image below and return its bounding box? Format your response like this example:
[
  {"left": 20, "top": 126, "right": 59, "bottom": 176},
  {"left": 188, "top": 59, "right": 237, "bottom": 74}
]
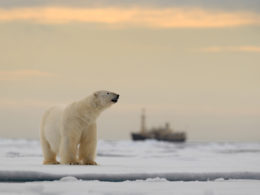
[{"left": 41, "top": 137, "right": 59, "bottom": 165}]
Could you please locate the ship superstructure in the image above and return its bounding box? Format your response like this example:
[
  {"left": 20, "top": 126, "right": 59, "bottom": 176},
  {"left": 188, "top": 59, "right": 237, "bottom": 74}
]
[{"left": 131, "top": 110, "right": 186, "bottom": 142}]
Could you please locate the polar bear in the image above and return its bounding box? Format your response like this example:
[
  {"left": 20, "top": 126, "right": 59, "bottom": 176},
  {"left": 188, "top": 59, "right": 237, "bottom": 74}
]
[{"left": 40, "top": 90, "right": 119, "bottom": 165}]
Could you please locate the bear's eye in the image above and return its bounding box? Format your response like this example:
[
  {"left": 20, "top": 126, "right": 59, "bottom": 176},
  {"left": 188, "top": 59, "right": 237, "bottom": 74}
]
[{"left": 107, "top": 92, "right": 110, "bottom": 95}]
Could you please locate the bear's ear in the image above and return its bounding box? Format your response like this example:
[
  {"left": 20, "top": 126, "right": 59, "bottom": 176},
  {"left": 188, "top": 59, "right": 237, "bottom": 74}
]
[{"left": 94, "top": 92, "right": 98, "bottom": 98}]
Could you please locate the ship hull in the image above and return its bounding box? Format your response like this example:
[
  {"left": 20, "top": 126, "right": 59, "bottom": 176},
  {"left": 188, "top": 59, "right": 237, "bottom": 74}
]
[
  {"left": 131, "top": 133, "right": 147, "bottom": 140},
  {"left": 131, "top": 133, "right": 186, "bottom": 142}
]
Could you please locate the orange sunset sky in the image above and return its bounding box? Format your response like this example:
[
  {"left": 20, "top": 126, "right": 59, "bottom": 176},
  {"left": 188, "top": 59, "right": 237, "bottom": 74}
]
[{"left": 0, "top": 0, "right": 260, "bottom": 141}]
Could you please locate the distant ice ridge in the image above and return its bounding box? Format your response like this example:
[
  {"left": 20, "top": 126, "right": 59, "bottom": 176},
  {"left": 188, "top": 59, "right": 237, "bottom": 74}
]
[{"left": 97, "top": 139, "right": 260, "bottom": 157}]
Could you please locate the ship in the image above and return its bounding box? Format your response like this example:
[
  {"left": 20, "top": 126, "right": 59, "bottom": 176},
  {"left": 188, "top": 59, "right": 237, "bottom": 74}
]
[{"left": 131, "top": 109, "right": 186, "bottom": 142}]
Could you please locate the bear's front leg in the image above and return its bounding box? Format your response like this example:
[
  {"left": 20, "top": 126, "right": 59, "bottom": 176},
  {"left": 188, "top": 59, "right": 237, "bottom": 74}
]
[
  {"left": 60, "top": 136, "right": 79, "bottom": 165},
  {"left": 79, "top": 124, "right": 98, "bottom": 165}
]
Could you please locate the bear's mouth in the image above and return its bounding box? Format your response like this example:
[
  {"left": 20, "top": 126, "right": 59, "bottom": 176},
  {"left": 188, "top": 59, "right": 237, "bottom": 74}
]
[
  {"left": 111, "top": 99, "right": 118, "bottom": 103},
  {"left": 111, "top": 95, "right": 119, "bottom": 103}
]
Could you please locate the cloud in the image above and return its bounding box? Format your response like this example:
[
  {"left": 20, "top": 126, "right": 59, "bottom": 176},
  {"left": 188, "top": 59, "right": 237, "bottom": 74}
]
[
  {"left": 199, "top": 46, "right": 260, "bottom": 53},
  {"left": 0, "top": 7, "right": 260, "bottom": 28},
  {"left": 0, "top": 70, "right": 55, "bottom": 81},
  {"left": 1, "top": 0, "right": 260, "bottom": 13}
]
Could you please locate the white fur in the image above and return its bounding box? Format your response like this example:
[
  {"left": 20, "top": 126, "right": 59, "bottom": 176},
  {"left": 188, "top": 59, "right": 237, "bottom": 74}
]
[{"left": 40, "top": 90, "right": 119, "bottom": 165}]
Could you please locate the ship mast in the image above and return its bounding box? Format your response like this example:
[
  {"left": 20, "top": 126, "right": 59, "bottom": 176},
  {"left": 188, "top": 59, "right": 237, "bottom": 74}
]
[{"left": 140, "top": 109, "right": 146, "bottom": 134}]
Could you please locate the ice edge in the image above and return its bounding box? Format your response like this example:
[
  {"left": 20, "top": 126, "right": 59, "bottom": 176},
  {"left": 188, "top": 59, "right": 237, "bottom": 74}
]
[{"left": 1, "top": 171, "right": 260, "bottom": 182}]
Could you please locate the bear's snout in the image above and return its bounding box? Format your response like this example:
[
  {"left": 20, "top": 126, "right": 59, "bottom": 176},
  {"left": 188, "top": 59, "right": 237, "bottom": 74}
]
[{"left": 111, "top": 94, "right": 120, "bottom": 103}]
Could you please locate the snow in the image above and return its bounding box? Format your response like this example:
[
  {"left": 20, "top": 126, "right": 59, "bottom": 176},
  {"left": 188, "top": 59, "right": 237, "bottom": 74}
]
[
  {"left": 0, "top": 139, "right": 260, "bottom": 194},
  {"left": 0, "top": 139, "right": 260, "bottom": 175},
  {"left": 0, "top": 179, "right": 260, "bottom": 195}
]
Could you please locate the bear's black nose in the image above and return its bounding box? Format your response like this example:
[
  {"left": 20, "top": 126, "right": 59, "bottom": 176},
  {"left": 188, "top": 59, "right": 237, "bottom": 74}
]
[{"left": 111, "top": 94, "right": 119, "bottom": 103}]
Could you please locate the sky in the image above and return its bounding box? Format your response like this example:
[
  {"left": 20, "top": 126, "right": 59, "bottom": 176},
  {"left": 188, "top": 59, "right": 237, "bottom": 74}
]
[{"left": 0, "top": 0, "right": 260, "bottom": 141}]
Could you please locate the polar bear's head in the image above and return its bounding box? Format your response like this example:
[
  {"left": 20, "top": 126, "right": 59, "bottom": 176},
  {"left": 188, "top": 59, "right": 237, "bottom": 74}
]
[{"left": 94, "top": 90, "right": 119, "bottom": 109}]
